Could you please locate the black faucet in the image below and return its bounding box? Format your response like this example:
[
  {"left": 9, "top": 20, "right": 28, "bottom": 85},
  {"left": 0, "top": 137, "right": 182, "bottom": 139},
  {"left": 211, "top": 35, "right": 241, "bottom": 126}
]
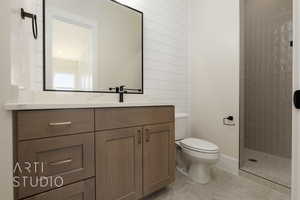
[
  {"left": 109, "top": 85, "right": 128, "bottom": 103},
  {"left": 119, "top": 85, "right": 128, "bottom": 103}
]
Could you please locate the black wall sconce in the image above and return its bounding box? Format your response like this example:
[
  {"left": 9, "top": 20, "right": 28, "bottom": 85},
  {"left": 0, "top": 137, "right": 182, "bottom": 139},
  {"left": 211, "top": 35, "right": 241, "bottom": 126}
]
[{"left": 21, "top": 8, "right": 38, "bottom": 39}]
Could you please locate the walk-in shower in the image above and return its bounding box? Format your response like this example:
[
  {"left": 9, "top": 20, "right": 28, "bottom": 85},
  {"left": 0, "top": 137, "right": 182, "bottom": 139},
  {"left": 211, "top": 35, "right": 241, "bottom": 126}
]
[{"left": 240, "top": 0, "right": 293, "bottom": 188}]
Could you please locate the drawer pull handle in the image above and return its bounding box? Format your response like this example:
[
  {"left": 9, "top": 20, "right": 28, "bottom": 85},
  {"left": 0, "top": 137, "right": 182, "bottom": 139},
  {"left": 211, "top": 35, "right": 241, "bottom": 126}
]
[
  {"left": 49, "top": 159, "right": 73, "bottom": 166},
  {"left": 49, "top": 122, "right": 72, "bottom": 126}
]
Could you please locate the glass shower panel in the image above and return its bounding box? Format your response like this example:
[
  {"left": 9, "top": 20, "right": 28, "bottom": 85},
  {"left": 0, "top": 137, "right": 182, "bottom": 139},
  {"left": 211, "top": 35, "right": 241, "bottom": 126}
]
[{"left": 240, "top": 0, "right": 292, "bottom": 188}]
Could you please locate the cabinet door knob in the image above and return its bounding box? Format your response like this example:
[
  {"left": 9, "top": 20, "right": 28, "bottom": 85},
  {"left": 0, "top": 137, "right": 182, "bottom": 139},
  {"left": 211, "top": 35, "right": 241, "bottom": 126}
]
[
  {"left": 137, "top": 130, "right": 142, "bottom": 144},
  {"left": 145, "top": 133, "right": 150, "bottom": 142}
]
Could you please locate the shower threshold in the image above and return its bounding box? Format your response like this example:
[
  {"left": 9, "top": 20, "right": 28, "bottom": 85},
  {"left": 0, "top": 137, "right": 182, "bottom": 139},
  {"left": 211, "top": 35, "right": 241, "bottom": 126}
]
[{"left": 240, "top": 148, "right": 291, "bottom": 188}]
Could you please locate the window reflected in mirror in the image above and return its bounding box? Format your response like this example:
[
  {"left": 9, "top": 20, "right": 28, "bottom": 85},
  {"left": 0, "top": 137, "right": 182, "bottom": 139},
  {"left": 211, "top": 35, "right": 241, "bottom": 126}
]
[{"left": 49, "top": 13, "right": 97, "bottom": 91}]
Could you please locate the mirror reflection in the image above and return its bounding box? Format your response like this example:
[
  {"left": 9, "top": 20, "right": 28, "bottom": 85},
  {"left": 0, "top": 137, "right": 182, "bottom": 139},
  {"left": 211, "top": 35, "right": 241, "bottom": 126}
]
[{"left": 44, "top": 0, "right": 143, "bottom": 93}]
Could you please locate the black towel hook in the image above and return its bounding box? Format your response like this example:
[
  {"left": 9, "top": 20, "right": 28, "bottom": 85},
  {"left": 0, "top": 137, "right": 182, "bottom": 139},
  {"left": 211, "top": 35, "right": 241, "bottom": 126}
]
[{"left": 21, "top": 8, "right": 38, "bottom": 39}]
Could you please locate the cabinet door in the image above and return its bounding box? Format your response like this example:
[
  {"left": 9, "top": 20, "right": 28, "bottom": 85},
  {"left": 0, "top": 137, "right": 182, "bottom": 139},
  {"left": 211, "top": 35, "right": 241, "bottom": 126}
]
[
  {"left": 143, "top": 123, "right": 175, "bottom": 196},
  {"left": 96, "top": 127, "right": 143, "bottom": 200}
]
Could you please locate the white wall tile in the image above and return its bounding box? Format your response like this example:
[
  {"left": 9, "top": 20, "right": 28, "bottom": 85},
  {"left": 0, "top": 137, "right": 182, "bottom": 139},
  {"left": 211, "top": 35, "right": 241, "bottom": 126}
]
[{"left": 10, "top": 0, "right": 189, "bottom": 113}]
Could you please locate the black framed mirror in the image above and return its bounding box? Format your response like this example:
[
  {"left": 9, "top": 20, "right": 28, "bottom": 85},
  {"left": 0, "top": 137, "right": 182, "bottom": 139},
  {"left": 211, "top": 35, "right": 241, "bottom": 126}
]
[{"left": 43, "top": 0, "right": 143, "bottom": 94}]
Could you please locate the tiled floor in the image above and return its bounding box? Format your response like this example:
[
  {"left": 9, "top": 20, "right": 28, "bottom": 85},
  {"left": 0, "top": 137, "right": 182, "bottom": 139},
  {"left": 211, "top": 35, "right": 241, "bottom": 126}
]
[
  {"left": 145, "top": 169, "right": 290, "bottom": 200},
  {"left": 241, "top": 148, "right": 291, "bottom": 187}
]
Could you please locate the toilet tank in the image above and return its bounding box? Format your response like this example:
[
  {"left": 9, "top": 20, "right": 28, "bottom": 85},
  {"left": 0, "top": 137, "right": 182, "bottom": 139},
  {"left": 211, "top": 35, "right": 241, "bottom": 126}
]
[{"left": 175, "top": 113, "right": 189, "bottom": 140}]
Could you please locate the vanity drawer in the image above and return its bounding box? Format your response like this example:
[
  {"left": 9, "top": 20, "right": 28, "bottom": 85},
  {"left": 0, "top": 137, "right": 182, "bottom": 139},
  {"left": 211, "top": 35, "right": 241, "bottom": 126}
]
[
  {"left": 16, "top": 133, "right": 95, "bottom": 199},
  {"left": 16, "top": 109, "right": 94, "bottom": 140},
  {"left": 24, "top": 178, "right": 95, "bottom": 200},
  {"left": 95, "top": 106, "right": 174, "bottom": 131}
]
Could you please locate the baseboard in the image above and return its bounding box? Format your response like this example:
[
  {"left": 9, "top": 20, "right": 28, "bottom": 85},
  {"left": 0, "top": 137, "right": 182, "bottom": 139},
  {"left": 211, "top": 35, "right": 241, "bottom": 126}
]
[{"left": 215, "top": 154, "right": 239, "bottom": 175}]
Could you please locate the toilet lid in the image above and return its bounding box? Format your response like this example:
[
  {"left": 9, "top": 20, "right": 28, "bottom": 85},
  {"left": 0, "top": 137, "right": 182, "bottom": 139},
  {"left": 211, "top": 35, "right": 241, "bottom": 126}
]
[{"left": 180, "top": 138, "right": 219, "bottom": 153}]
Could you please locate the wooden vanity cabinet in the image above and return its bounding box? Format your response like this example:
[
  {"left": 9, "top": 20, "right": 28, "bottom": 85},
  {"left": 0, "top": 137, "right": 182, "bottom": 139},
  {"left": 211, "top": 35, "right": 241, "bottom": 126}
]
[{"left": 13, "top": 106, "right": 175, "bottom": 200}]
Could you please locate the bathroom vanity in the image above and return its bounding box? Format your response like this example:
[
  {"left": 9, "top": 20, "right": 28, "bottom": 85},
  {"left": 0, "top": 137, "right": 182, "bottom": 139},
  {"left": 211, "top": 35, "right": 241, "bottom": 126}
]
[
  {"left": 10, "top": 0, "right": 175, "bottom": 199},
  {"left": 10, "top": 105, "right": 175, "bottom": 200}
]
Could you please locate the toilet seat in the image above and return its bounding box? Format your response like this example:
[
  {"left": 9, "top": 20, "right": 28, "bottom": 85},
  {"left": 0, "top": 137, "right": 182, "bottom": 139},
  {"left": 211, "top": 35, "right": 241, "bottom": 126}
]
[{"left": 180, "top": 138, "right": 219, "bottom": 154}]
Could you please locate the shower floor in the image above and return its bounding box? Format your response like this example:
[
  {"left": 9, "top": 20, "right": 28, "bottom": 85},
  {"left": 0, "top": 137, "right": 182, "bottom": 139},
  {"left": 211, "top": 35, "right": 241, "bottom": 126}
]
[{"left": 240, "top": 148, "right": 291, "bottom": 187}]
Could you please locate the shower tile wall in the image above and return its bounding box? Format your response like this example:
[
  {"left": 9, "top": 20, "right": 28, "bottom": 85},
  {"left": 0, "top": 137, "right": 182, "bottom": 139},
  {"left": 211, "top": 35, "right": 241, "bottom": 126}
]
[{"left": 244, "top": 0, "right": 292, "bottom": 158}]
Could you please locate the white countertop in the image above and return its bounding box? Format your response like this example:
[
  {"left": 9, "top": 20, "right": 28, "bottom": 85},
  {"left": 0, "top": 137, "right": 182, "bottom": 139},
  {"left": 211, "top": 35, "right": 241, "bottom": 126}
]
[{"left": 4, "top": 102, "right": 174, "bottom": 111}]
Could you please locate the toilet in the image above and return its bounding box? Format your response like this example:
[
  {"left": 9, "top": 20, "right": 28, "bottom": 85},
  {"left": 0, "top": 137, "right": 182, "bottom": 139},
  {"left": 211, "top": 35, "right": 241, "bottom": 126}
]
[{"left": 175, "top": 113, "right": 220, "bottom": 184}]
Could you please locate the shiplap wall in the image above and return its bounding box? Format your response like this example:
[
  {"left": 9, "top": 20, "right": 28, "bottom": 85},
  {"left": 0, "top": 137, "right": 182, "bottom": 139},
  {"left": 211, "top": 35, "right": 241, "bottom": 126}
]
[
  {"left": 10, "top": 0, "right": 189, "bottom": 113},
  {"left": 243, "top": 0, "right": 292, "bottom": 158}
]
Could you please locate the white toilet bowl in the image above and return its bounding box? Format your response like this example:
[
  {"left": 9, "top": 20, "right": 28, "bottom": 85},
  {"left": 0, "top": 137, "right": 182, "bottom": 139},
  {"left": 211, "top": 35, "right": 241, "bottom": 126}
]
[{"left": 179, "top": 138, "right": 219, "bottom": 184}]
